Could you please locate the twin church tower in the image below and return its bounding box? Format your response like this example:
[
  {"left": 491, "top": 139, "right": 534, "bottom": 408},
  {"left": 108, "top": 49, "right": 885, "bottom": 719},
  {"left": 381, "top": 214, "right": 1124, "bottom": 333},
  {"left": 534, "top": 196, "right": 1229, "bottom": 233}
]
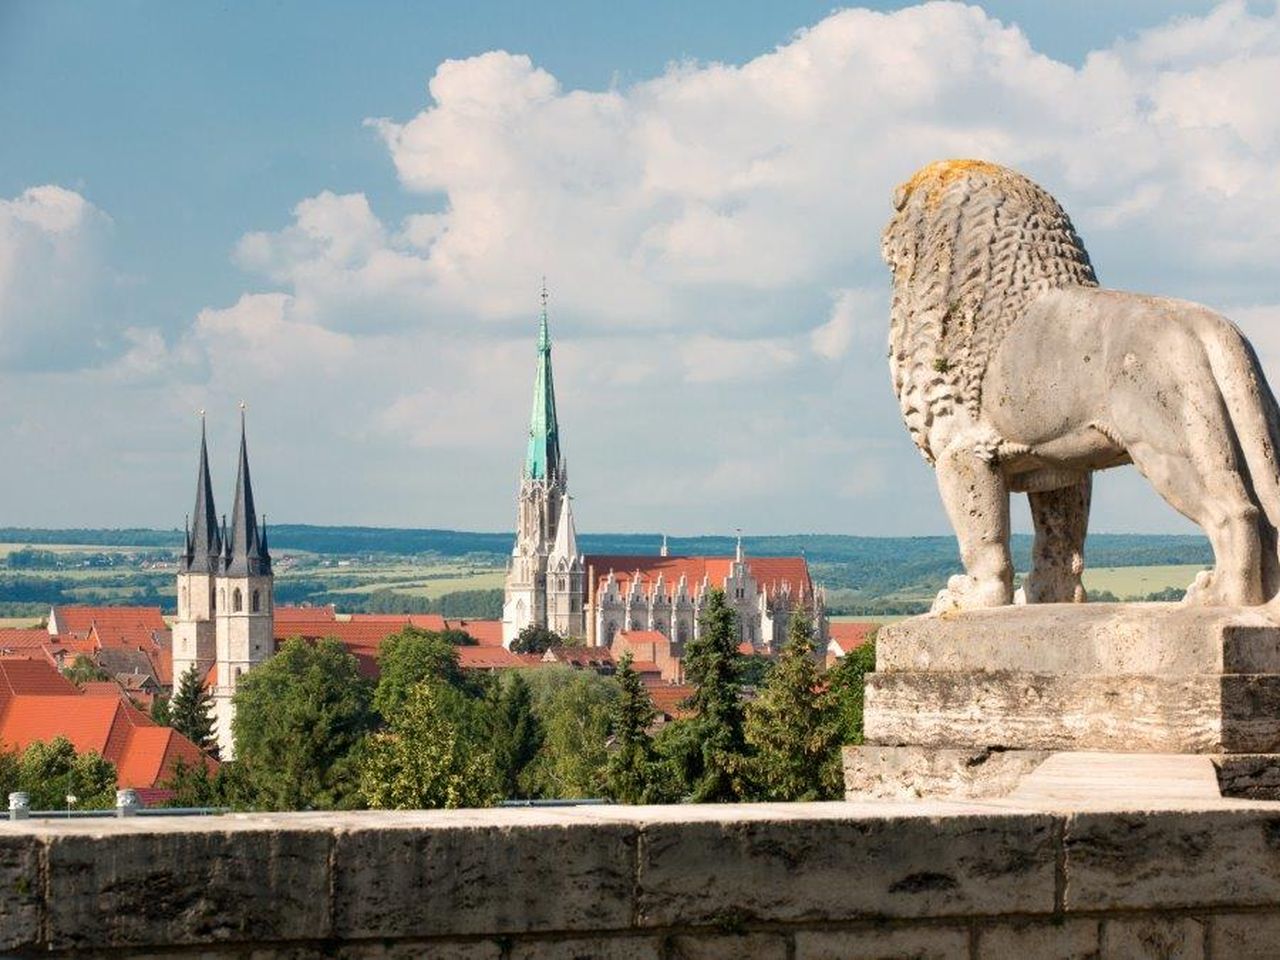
[{"left": 172, "top": 412, "right": 273, "bottom": 759}]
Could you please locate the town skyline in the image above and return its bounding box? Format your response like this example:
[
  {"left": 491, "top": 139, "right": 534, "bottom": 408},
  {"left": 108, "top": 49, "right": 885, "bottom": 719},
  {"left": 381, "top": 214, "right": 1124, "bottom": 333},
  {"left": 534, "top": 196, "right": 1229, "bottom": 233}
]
[{"left": 2, "top": 1, "right": 1276, "bottom": 537}]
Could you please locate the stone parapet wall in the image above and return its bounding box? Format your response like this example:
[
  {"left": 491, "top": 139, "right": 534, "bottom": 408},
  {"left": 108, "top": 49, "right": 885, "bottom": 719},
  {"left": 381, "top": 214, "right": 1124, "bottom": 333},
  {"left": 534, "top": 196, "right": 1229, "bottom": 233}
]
[{"left": 3, "top": 801, "right": 1280, "bottom": 958}]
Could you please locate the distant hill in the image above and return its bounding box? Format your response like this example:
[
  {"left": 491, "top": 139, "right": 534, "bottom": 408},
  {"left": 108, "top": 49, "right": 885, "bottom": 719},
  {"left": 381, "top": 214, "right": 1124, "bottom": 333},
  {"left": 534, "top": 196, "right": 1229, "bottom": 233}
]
[{"left": 0, "top": 524, "right": 1211, "bottom": 566}]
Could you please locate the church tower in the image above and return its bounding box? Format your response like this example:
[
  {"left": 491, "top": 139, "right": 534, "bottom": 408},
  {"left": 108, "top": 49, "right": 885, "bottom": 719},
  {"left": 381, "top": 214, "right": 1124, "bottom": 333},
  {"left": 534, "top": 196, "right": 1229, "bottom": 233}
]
[
  {"left": 502, "top": 285, "right": 583, "bottom": 646},
  {"left": 173, "top": 417, "right": 221, "bottom": 689},
  {"left": 212, "top": 410, "right": 273, "bottom": 759}
]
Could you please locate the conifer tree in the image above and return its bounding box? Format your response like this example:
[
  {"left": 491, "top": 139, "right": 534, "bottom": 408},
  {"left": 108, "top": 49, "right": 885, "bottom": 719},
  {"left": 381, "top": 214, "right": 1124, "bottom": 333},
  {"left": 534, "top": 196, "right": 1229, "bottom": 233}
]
[
  {"left": 169, "top": 664, "right": 216, "bottom": 753},
  {"left": 826, "top": 633, "right": 878, "bottom": 744},
  {"left": 605, "top": 652, "right": 660, "bottom": 803},
  {"left": 679, "top": 588, "right": 752, "bottom": 802},
  {"left": 488, "top": 672, "right": 543, "bottom": 798},
  {"left": 745, "top": 609, "right": 842, "bottom": 800}
]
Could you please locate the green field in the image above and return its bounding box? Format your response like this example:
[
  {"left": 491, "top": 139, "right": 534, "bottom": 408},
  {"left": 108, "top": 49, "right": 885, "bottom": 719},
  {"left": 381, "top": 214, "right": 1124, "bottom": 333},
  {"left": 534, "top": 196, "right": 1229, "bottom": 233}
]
[{"left": 1081, "top": 564, "right": 1205, "bottom": 598}]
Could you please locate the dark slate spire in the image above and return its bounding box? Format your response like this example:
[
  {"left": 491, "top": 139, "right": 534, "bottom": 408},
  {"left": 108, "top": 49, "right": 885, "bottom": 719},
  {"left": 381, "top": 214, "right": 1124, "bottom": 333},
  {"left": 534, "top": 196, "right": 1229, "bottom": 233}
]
[
  {"left": 224, "top": 407, "right": 271, "bottom": 577},
  {"left": 180, "top": 414, "right": 222, "bottom": 574}
]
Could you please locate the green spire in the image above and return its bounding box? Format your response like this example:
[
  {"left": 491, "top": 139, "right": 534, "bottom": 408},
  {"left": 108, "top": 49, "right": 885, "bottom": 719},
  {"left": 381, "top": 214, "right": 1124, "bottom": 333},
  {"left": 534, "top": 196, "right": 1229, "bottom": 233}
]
[{"left": 525, "top": 280, "right": 561, "bottom": 481}]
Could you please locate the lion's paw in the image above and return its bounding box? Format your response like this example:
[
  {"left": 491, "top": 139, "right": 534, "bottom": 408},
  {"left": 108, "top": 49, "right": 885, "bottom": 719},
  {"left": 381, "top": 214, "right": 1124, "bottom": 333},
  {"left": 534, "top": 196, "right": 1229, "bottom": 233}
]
[
  {"left": 1183, "top": 569, "right": 1216, "bottom": 606},
  {"left": 931, "top": 574, "right": 1011, "bottom": 613}
]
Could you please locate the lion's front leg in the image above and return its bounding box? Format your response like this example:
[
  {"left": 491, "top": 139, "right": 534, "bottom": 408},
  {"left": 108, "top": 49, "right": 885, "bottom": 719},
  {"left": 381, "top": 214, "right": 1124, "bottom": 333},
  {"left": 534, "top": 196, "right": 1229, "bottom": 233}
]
[
  {"left": 932, "top": 439, "right": 1014, "bottom": 612},
  {"left": 1021, "top": 477, "right": 1091, "bottom": 603}
]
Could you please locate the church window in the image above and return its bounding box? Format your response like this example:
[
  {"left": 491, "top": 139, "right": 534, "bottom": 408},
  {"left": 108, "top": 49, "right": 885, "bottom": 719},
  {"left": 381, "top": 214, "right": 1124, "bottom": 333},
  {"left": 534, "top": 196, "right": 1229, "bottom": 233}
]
[
  {"left": 252, "top": 590, "right": 260, "bottom": 613},
  {"left": 179, "top": 585, "right": 187, "bottom": 614},
  {"left": 233, "top": 588, "right": 243, "bottom": 613},
  {"left": 606, "top": 621, "right": 618, "bottom": 643}
]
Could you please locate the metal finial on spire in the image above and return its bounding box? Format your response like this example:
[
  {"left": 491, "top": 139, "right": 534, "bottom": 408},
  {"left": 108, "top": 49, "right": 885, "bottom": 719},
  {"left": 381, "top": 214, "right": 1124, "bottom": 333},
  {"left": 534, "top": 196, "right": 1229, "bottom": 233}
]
[{"left": 735, "top": 528, "right": 744, "bottom": 563}]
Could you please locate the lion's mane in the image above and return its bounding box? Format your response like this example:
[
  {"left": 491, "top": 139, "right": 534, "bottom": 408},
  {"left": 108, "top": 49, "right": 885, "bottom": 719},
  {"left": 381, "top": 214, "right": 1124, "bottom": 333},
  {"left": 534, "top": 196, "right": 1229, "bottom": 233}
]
[{"left": 881, "top": 160, "right": 1098, "bottom": 463}]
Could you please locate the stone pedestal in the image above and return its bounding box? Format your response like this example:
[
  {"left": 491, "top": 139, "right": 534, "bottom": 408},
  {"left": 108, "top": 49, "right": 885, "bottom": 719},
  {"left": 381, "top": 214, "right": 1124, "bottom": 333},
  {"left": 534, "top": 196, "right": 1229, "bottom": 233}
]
[{"left": 845, "top": 603, "right": 1280, "bottom": 800}]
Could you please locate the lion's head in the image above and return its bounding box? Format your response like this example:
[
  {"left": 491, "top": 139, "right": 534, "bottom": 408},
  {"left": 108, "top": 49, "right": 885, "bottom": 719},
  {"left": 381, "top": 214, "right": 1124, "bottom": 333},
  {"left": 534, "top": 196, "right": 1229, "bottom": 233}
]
[{"left": 882, "top": 159, "right": 1098, "bottom": 462}]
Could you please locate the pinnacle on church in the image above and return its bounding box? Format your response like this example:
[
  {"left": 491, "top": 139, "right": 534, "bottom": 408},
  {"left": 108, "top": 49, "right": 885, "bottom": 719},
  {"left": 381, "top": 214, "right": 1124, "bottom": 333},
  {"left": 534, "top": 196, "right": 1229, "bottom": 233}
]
[
  {"left": 181, "top": 414, "right": 222, "bottom": 574},
  {"left": 524, "top": 281, "right": 562, "bottom": 482},
  {"left": 224, "top": 408, "right": 272, "bottom": 577},
  {"left": 550, "top": 495, "right": 579, "bottom": 561}
]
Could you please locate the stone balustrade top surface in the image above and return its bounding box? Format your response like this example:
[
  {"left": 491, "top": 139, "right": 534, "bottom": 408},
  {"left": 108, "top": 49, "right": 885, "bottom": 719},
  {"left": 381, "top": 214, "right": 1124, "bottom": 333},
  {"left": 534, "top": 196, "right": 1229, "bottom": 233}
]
[{"left": 4, "top": 792, "right": 1280, "bottom": 957}]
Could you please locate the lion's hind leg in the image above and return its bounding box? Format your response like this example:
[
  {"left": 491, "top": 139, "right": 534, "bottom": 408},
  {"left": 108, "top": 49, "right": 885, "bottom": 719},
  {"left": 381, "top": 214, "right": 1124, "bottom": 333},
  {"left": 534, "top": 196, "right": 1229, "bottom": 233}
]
[
  {"left": 1022, "top": 477, "right": 1091, "bottom": 603},
  {"left": 1124, "top": 440, "right": 1264, "bottom": 606}
]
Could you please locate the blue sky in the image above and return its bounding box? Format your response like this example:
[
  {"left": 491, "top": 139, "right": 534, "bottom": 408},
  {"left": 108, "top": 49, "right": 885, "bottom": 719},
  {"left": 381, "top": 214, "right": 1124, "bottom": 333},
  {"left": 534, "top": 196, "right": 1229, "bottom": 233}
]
[{"left": 2, "top": 1, "right": 1278, "bottom": 535}]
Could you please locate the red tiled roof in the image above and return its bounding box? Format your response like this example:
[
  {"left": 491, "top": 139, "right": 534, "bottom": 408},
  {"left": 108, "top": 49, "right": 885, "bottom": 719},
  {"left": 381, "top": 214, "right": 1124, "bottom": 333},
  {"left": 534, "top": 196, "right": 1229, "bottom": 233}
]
[
  {"left": 0, "top": 628, "right": 49, "bottom": 651},
  {"left": 0, "top": 657, "right": 79, "bottom": 700},
  {"left": 587, "top": 555, "right": 813, "bottom": 599},
  {"left": 630, "top": 660, "right": 661, "bottom": 674},
  {"left": 115, "top": 726, "right": 212, "bottom": 790},
  {"left": 543, "top": 645, "right": 614, "bottom": 668},
  {"left": 646, "top": 682, "right": 695, "bottom": 720},
  {"left": 50, "top": 605, "right": 166, "bottom": 639},
  {"left": 0, "top": 682, "right": 216, "bottom": 791},
  {"left": 348, "top": 613, "right": 448, "bottom": 632},
  {"left": 457, "top": 646, "right": 522, "bottom": 670},
  {"left": 276, "top": 605, "right": 337, "bottom": 623},
  {"left": 445, "top": 619, "right": 503, "bottom": 647},
  {"left": 80, "top": 681, "right": 126, "bottom": 698},
  {"left": 828, "top": 621, "right": 877, "bottom": 655}
]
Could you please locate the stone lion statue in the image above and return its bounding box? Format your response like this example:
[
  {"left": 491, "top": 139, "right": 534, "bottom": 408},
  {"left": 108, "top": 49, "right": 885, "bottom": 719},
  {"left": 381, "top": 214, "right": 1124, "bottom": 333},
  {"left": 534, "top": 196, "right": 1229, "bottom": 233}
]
[{"left": 882, "top": 159, "right": 1280, "bottom": 611}]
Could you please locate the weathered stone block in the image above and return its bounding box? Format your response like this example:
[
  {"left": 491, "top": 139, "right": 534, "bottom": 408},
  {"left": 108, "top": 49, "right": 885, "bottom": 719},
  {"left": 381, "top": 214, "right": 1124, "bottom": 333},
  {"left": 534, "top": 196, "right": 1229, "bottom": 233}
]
[
  {"left": 844, "top": 745, "right": 1049, "bottom": 800},
  {"left": 1207, "top": 912, "right": 1280, "bottom": 958},
  {"left": 866, "top": 672, "right": 1280, "bottom": 753},
  {"left": 976, "top": 918, "right": 1100, "bottom": 959},
  {"left": 0, "top": 832, "right": 42, "bottom": 952},
  {"left": 1100, "top": 916, "right": 1206, "bottom": 959},
  {"left": 635, "top": 804, "right": 1056, "bottom": 926},
  {"left": 329, "top": 942, "right": 505, "bottom": 960},
  {"left": 668, "top": 932, "right": 789, "bottom": 960},
  {"left": 1214, "top": 754, "right": 1280, "bottom": 800},
  {"left": 333, "top": 813, "right": 636, "bottom": 939},
  {"left": 795, "top": 925, "right": 971, "bottom": 959},
  {"left": 509, "top": 936, "right": 665, "bottom": 960},
  {"left": 1065, "top": 809, "right": 1280, "bottom": 912},
  {"left": 43, "top": 821, "right": 332, "bottom": 950},
  {"left": 876, "top": 605, "right": 1280, "bottom": 675}
]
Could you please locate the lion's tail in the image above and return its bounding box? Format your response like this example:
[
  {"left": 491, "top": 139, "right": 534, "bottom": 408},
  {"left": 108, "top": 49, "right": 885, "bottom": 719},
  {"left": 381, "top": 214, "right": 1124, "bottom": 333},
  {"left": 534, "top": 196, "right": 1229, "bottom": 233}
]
[{"left": 1208, "top": 324, "right": 1280, "bottom": 600}]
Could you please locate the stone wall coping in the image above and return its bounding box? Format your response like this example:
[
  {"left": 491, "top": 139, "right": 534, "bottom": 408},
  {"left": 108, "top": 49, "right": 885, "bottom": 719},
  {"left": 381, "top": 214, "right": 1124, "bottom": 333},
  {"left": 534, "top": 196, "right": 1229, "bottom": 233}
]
[{"left": 5, "top": 797, "right": 1280, "bottom": 956}]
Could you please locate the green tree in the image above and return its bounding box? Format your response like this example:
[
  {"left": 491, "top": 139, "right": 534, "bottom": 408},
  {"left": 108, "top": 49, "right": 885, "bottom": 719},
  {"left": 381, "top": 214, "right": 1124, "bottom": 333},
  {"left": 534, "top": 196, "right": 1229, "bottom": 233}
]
[
  {"left": 604, "top": 652, "right": 668, "bottom": 804},
  {"left": 62, "top": 654, "right": 109, "bottom": 685},
  {"left": 169, "top": 664, "right": 216, "bottom": 752},
  {"left": 521, "top": 667, "right": 617, "bottom": 798},
  {"left": 233, "top": 637, "right": 376, "bottom": 810},
  {"left": 826, "top": 634, "right": 877, "bottom": 744},
  {"left": 510, "top": 623, "right": 563, "bottom": 655},
  {"left": 673, "top": 588, "right": 752, "bottom": 802},
  {"left": 0, "top": 749, "right": 19, "bottom": 800},
  {"left": 14, "top": 737, "right": 116, "bottom": 810},
  {"left": 161, "top": 755, "right": 226, "bottom": 807},
  {"left": 150, "top": 696, "right": 171, "bottom": 725},
  {"left": 486, "top": 672, "right": 542, "bottom": 799},
  {"left": 374, "top": 627, "right": 465, "bottom": 718},
  {"left": 745, "top": 611, "right": 842, "bottom": 800},
  {"left": 359, "top": 681, "right": 499, "bottom": 809}
]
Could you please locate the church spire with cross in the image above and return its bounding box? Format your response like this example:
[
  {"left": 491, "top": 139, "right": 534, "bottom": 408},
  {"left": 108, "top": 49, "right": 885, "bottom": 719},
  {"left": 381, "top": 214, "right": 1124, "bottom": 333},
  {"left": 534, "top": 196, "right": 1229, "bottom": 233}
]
[
  {"left": 524, "top": 278, "right": 562, "bottom": 483},
  {"left": 181, "top": 411, "right": 222, "bottom": 574},
  {"left": 224, "top": 404, "right": 271, "bottom": 577}
]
